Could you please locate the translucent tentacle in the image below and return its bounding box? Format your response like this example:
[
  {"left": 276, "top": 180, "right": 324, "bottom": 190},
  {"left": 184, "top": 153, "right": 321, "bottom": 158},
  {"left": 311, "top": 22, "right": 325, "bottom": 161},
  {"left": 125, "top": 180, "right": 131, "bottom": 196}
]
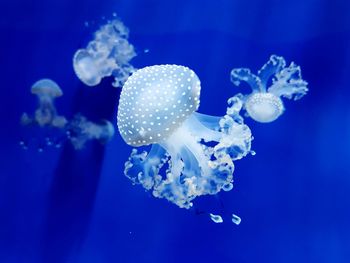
[
  {"left": 124, "top": 144, "right": 167, "bottom": 189},
  {"left": 226, "top": 93, "right": 245, "bottom": 122},
  {"left": 257, "top": 55, "right": 286, "bottom": 88},
  {"left": 124, "top": 94, "right": 253, "bottom": 209},
  {"left": 186, "top": 113, "right": 222, "bottom": 142},
  {"left": 268, "top": 62, "right": 308, "bottom": 100},
  {"left": 230, "top": 68, "right": 263, "bottom": 93},
  {"left": 192, "top": 112, "right": 221, "bottom": 130}
]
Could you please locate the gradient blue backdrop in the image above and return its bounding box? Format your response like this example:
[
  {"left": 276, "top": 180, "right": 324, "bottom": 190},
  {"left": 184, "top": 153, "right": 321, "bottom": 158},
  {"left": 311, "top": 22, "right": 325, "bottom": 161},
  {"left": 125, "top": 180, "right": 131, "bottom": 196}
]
[{"left": 0, "top": 0, "right": 349, "bottom": 262}]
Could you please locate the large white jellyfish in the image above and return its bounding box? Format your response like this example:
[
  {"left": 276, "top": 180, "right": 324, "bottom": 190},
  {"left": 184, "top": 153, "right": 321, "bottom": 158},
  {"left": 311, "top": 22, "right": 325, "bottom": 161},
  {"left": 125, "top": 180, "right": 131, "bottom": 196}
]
[
  {"left": 73, "top": 18, "right": 136, "bottom": 87},
  {"left": 231, "top": 55, "right": 308, "bottom": 123},
  {"left": 21, "top": 79, "right": 67, "bottom": 128},
  {"left": 118, "top": 65, "right": 252, "bottom": 209}
]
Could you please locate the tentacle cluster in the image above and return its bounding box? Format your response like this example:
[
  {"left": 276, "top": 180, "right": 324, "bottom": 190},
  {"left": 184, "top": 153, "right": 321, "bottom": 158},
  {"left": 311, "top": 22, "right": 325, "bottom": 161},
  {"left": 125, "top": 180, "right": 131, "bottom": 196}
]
[
  {"left": 124, "top": 95, "right": 252, "bottom": 208},
  {"left": 231, "top": 54, "right": 308, "bottom": 99}
]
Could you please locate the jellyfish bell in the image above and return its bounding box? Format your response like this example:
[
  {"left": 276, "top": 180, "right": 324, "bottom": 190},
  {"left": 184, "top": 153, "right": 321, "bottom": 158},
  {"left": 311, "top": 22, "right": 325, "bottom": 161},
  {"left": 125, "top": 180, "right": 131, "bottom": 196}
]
[
  {"left": 119, "top": 65, "right": 252, "bottom": 209},
  {"left": 118, "top": 65, "right": 200, "bottom": 146},
  {"left": 73, "top": 49, "right": 102, "bottom": 87},
  {"left": 31, "top": 78, "right": 63, "bottom": 99},
  {"left": 245, "top": 92, "right": 284, "bottom": 123},
  {"left": 29, "top": 78, "right": 66, "bottom": 127}
]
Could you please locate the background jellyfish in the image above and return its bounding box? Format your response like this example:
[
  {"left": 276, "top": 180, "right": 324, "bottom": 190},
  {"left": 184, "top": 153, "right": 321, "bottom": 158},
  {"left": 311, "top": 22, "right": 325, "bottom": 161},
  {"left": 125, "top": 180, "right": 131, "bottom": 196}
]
[
  {"left": 73, "top": 17, "right": 136, "bottom": 87},
  {"left": 21, "top": 79, "right": 67, "bottom": 129},
  {"left": 20, "top": 79, "right": 115, "bottom": 151},
  {"left": 230, "top": 55, "right": 308, "bottom": 123},
  {"left": 118, "top": 65, "right": 253, "bottom": 209},
  {"left": 67, "top": 114, "right": 115, "bottom": 150}
]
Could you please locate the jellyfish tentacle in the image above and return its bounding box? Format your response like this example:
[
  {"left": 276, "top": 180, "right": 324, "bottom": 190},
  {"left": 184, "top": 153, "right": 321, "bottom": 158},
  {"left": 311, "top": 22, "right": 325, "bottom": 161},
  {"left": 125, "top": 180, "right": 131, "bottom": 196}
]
[
  {"left": 257, "top": 54, "right": 286, "bottom": 88},
  {"left": 268, "top": 62, "right": 308, "bottom": 100},
  {"left": 230, "top": 68, "right": 264, "bottom": 93},
  {"left": 124, "top": 144, "right": 167, "bottom": 189},
  {"left": 185, "top": 113, "right": 222, "bottom": 142},
  {"left": 192, "top": 112, "right": 221, "bottom": 130},
  {"left": 128, "top": 100, "right": 251, "bottom": 208}
]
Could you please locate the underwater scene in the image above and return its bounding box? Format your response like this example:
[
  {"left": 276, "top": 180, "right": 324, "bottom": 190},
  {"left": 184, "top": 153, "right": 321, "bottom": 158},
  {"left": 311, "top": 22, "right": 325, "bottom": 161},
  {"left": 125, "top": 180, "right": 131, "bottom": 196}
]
[{"left": 1, "top": 0, "right": 350, "bottom": 262}]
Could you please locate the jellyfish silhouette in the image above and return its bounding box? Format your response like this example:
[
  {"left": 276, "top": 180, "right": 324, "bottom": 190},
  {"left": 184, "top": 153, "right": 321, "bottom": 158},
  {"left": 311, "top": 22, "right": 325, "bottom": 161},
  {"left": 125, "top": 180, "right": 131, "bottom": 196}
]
[
  {"left": 73, "top": 18, "right": 136, "bottom": 87},
  {"left": 230, "top": 55, "right": 308, "bottom": 123},
  {"left": 118, "top": 65, "right": 252, "bottom": 208},
  {"left": 20, "top": 79, "right": 115, "bottom": 151},
  {"left": 21, "top": 79, "right": 67, "bottom": 128}
]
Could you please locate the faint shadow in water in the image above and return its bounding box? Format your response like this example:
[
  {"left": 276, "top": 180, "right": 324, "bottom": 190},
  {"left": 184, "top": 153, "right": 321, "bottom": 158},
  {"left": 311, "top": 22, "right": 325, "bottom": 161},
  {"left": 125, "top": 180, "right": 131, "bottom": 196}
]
[{"left": 40, "top": 77, "right": 120, "bottom": 263}]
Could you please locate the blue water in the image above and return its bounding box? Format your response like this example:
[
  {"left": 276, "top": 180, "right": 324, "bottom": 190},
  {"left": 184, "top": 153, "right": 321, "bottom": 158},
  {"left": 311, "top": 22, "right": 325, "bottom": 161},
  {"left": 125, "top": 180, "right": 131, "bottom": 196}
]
[{"left": 1, "top": 0, "right": 350, "bottom": 262}]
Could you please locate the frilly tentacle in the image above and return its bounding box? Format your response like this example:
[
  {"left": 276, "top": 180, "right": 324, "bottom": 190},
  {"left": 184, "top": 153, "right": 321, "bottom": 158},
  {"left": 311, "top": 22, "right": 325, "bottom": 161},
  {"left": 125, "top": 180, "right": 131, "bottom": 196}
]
[
  {"left": 268, "top": 62, "right": 308, "bottom": 100},
  {"left": 124, "top": 94, "right": 252, "bottom": 208},
  {"left": 230, "top": 68, "right": 263, "bottom": 93}
]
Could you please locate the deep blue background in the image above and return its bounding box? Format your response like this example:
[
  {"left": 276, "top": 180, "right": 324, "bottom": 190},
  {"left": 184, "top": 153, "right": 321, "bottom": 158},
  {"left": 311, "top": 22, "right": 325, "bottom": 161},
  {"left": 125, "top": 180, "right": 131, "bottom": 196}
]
[{"left": 0, "top": 0, "right": 350, "bottom": 262}]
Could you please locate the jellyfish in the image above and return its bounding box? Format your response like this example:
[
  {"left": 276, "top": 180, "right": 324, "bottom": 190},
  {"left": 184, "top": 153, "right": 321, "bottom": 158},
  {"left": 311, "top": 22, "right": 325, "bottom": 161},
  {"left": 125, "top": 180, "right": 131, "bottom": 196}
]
[
  {"left": 20, "top": 79, "right": 115, "bottom": 151},
  {"left": 67, "top": 114, "right": 115, "bottom": 149},
  {"left": 118, "top": 65, "right": 252, "bottom": 209},
  {"left": 230, "top": 55, "right": 308, "bottom": 123},
  {"left": 73, "top": 18, "right": 136, "bottom": 87},
  {"left": 21, "top": 79, "right": 67, "bottom": 128}
]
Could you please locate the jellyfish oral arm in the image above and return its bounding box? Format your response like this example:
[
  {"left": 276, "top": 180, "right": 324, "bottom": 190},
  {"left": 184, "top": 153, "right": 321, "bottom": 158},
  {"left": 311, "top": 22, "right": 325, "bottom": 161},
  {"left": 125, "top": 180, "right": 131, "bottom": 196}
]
[
  {"left": 230, "top": 68, "right": 264, "bottom": 93},
  {"left": 268, "top": 62, "right": 308, "bottom": 100},
  {"left": 125, "top": 109, "right": 252, "bottom": 209}
]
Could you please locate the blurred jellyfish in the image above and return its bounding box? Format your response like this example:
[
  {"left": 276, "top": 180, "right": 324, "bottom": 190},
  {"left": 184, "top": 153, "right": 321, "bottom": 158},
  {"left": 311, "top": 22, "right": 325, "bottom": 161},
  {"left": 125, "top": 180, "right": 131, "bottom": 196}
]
[
  {"left": 73, "top": 18, "right": 136, "bottom": 87},
  {"left": 20, "top": 79, "right": 115, "bottom": 151},
  {"left": 67, "top": 114, "right": 115, "bottom": 150},
  {"left": 118, "top": 65, "right": 252, "bottom": 209},
  {"left": 231, "top": 55, "right": 308, "bottom": 123},
  {"left": 21, "top": 79, "right": 67, "bottom": 128}
]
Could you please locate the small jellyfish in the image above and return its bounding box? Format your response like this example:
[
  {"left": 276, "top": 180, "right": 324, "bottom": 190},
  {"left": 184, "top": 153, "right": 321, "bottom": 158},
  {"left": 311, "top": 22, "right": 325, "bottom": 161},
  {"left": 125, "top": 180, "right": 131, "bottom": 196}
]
[
  {"left": 118, "top": 65, "right": 252, "bottom": 209},
  {"left": 73, "top": 18, "right": 136, "bottom": 87},
  {"left": 209, "top": 213, "right": 224, "bottom": 223},
  {"left": 21, "top": 79, "right": 67, "bottom": 128},
  {"left": 230, "top": 55, "right": 308, "bottom": 123},
  {"left": 20, "top": 79, "right": 114, "bottom": 151},
  {"left": 68, "top": 115, "right": 115, "bottom": 149}
]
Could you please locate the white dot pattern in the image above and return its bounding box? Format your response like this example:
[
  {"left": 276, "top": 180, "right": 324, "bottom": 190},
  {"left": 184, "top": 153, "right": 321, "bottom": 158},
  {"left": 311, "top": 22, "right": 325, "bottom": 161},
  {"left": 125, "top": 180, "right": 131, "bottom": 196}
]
[
  {"left": 117, "top": 65, "right": 201, "bottom": 146},
  {"left": 245, "top": 93, "right": 284, "bottom": 123}
]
